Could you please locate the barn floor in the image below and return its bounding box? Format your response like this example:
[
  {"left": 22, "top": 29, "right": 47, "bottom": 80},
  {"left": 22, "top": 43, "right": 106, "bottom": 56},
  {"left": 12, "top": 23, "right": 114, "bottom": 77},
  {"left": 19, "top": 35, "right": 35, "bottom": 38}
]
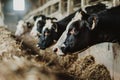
[{"left": 0, "top": 26, "right": 111, "bottom": 80}]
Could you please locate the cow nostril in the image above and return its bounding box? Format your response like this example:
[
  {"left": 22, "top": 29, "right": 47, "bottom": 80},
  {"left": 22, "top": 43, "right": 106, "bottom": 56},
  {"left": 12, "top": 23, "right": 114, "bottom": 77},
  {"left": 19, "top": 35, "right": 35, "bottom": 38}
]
[{"left": 53, "top": 48, "right": 58, "bottom": 52}]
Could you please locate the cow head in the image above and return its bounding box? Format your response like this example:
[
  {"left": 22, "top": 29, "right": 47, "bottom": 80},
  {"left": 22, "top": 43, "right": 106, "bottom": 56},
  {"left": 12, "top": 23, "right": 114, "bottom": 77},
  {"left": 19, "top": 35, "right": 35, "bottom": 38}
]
[
  {"left": 37, "top": 17, "right": 58, "bottom": 49},
  {"left": 61, "top": 13, "right": 99, "bottom": 53},
  {"left": 30, "top": 15, "right": 46, "bottom": 37}
]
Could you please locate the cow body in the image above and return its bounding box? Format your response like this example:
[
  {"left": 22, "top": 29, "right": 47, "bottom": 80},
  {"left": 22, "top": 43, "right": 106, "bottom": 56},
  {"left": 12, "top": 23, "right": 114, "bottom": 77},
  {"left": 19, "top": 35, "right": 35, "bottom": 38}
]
[{"left": 60, "top": 6, "right": 120, "bottom": 54}]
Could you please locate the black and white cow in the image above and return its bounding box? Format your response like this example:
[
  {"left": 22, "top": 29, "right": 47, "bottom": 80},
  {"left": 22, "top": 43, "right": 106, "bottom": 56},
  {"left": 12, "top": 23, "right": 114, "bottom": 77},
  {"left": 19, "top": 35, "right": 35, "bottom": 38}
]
[
  {"left": 37, "top": 9, "right": 82, "bottom": 50},
  {"left": 54, "top": 6, "right": 120, "bottom": 55},
  {"left": 52, "top": 11, "right": 84, "bottom": 55},
  {"left": 15, "top": 14, "right": 46, "bottom": 37}
]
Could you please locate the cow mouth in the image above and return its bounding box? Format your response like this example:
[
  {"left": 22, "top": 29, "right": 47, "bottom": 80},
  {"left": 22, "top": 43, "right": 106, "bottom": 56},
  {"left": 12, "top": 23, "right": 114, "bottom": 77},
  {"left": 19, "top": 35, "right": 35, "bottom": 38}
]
[
  {"left": 36, "top": 43, "right": 46, "bottom": 50},
  {"left": 40, "top": 47, "right": 46, "bottom": 50}
]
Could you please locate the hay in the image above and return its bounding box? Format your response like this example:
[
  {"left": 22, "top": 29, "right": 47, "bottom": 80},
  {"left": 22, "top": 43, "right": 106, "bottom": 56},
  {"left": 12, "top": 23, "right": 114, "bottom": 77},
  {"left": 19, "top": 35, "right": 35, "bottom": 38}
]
[
  {"left": 68, "top": 55, "right": 111, "bottom": 80},
  {"left": 0, "top": 27, "right": 112, "bottom": 80},
  {"left": 0, "top": 27, "right": 24, "bottom": 58}
]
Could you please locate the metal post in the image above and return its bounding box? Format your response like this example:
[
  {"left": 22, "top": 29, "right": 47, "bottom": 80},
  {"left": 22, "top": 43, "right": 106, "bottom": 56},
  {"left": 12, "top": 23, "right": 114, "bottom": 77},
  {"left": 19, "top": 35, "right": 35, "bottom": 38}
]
[
  {"left": 113, "top": 0, "right": 120, "bottom": 6},
  {"left": 81, "top": 0, "right": 85, "bottom": 8},
  {"left": 59, "top": 0, "right": 64, "bottom": 14},
  {"left": 67, "top": 0, "right": 73, "bottom": 15}
]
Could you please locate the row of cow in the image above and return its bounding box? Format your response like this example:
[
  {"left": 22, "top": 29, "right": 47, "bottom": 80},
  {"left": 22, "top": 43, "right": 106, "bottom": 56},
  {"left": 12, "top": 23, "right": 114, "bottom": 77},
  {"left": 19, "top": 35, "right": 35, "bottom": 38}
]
[{"left": 15, "top": 3, "right": 120, "bottom": 56}]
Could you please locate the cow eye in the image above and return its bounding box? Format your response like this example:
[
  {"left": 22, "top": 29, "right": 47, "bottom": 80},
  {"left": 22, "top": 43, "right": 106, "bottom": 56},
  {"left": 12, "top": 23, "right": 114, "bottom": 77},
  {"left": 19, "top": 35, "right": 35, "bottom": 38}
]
[
  {"left": 44, "top": 32, "right": 50, "bottom": 36},
  {"left": 68, "top": 28, "right": 72, "bottom": 33},
  {"left": 68, "top": 28, "right": 79, "bottom": 36},
  {"left": 74, "top": 30, "right": 79, "bottom": 35},
  {"left": 67, "top": 29, "right": 72, "bottom": 35},
  {"left": 43, "top": 28, "right": 51, "bottom": 36}
]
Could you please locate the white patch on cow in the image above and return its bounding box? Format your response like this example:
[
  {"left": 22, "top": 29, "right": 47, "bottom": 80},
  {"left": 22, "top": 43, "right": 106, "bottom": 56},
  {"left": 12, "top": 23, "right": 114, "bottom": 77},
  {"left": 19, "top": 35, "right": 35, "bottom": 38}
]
[
  {"left": 52, "top": 11, "right": 83, "bottom": 55},
  {"left": 30, "top": 17, "right": 42, "bottom": 37},
  {"left": 52, "top": 30, "right": 67, "bottom": 55},
  {"left": 15, "top": 20, "right": 27, "bottom": 36},
  {"left": 56, "top": 47, "right": 65, "bottom": 56},
  {"left": 42, "top": 19, "right": 53, "bottom": 32},
  {"left": 52, "top": 19, "right": 57, "bottom": 22},
  {"left": 91, "top": 19, "right": 96, "bottom": 30}
]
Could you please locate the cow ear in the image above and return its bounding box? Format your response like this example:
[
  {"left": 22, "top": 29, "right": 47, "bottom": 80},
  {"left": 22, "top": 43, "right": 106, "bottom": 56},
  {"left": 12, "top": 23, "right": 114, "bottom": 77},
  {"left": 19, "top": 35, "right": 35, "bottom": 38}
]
[
  {"left": 88, "top": 14, "right": 98, "bottom": 30},
  {"left": 52, "top": 17, "right": 57, "bottom": 22},
  {"left": 33, "top": 15, "right": 38, "bottom": 21},
  {"left": 41, "top": 15, "right": 46, "bottom": 21}
]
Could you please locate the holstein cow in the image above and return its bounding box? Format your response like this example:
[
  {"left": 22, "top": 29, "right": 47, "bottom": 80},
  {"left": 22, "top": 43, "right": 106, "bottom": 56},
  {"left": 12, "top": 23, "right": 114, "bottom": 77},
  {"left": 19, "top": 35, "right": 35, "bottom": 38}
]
[
  {"left": 37, "top": 10, "right": 82, "bottom": 50},
  {"left": 52, "top": 11, "right": 84, "bottom": 55},
  {"left": 54, "top": 6, "right": 120, "bottom": 55},
  {"left": 15, "top": 15, "right": 36, "bottom": 36},
  {"left": 15, "top": 14, "right": 45, "bottom": 37}
]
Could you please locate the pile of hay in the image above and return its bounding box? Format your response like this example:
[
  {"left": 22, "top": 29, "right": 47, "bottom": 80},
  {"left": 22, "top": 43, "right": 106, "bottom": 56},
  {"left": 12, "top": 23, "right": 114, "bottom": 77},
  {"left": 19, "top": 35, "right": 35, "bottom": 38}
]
[
  {"left": 67, "top": 55, "right": 111, "bottom": 80},
  {"left": 0, "top": 27, "right": 24, "bottom": 57},
  {"left": 0, "top": 27, "right": 112, "bottom": 80},
  {"left": 0, "top": 27, "right": 74, "bottom": 80},
  {"left": 37, "top": 51, "right": 112, "bottom": 80}
]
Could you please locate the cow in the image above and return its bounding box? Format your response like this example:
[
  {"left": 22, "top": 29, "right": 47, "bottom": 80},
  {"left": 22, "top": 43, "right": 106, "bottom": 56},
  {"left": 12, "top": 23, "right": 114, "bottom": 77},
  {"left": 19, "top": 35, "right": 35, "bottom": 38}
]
[
  {"left": 15, "top": 15, "right": 35, "bottom": 36},
  {"left": 52, "top": 11, "right": 84, "bottom": 55},
  {"left": 15, "top": 15, "right": 45, "bottom": 37},
  {"left": 37, "top": 9, "right": 82, "bottom": 50},
  {"left": 53, "top": 6, "right": 120, "bottom": 55}
]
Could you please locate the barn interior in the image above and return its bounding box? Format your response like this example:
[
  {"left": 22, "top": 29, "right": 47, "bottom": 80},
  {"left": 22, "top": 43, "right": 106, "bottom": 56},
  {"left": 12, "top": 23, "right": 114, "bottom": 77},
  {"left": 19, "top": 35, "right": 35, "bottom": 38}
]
[{"left": 0, "top": 0, "right": 120, "bottom": 80}]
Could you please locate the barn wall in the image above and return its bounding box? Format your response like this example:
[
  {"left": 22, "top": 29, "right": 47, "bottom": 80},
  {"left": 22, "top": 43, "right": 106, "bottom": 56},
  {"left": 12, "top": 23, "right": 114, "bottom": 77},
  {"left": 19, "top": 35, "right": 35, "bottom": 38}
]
[{"left": 3, "top": 0, "right": 33, "bottom": 32}]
